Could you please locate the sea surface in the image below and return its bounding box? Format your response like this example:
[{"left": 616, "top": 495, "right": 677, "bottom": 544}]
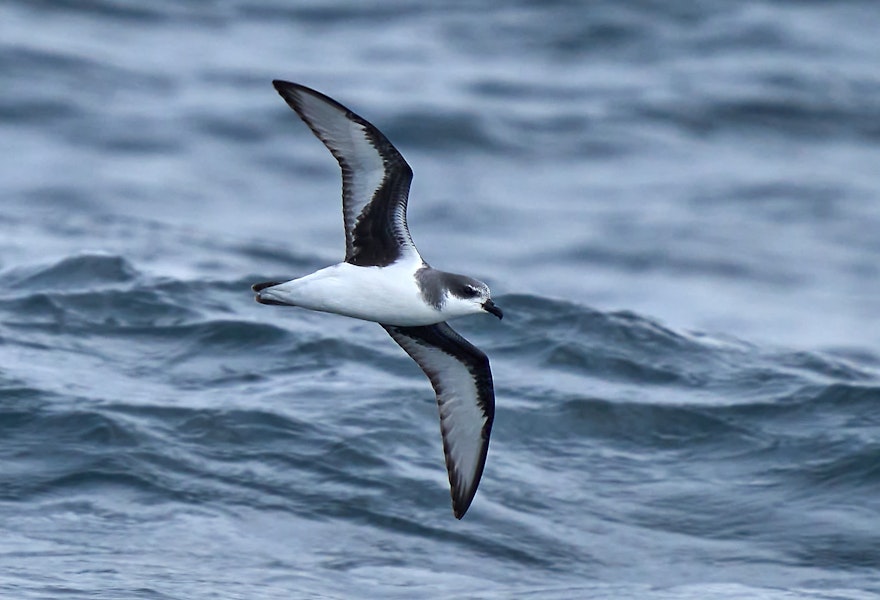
[{"left": 2, "top": 1, "right": 880, "bottom": 598}]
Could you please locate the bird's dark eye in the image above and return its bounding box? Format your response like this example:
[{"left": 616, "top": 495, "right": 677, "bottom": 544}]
[{"left": 462, "top": 285, "right": 481, "bottom": 298}]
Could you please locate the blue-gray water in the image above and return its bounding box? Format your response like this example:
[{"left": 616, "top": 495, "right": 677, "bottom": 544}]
[{"left": 2, "top": 1, "right": 880, "bottom": 598}]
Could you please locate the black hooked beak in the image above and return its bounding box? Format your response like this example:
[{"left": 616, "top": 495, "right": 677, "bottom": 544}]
[{"left": 482, "top": 299, "right": 503, "bottom": 320}]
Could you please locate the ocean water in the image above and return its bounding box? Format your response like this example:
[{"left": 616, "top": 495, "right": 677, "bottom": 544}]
[{"left": 2, "top": 1, "right": 880, "bottom": 598}]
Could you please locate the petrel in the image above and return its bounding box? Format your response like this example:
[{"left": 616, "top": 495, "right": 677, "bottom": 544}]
[{"left": 253, "top": 81, "right": 502, "bottom": 519}]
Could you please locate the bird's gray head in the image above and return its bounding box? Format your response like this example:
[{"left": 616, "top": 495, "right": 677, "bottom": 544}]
[{"left": 423, "top": 271, "right": 503, "bottom": 320}]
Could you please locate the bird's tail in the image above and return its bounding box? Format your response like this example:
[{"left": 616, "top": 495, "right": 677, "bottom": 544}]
[{"left": 251, "top": 281, "right": 292, "bottom": 306}]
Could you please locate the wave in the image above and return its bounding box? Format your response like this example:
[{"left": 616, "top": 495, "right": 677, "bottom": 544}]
[
  {"left": 2, "top": 256, "right": 879, "bottom": 580},
  {"left": 4, "top": 253, "right": 137, "bottom": 291}
]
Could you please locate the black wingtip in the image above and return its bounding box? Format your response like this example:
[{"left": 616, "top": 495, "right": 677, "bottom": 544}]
[
  {"left": 448, "top": 462, "right": 481, "bottom": 520},
  {"left": 451, "top": 488, "right": 476, "bottom": 520},
  {"left": 453, "top": 498, "right": 472, "bottom": 519},
  {"left": 272, "top": 80, "right": 298, "bottom": 102}
]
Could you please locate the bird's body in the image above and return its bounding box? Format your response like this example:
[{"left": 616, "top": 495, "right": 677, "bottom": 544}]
[
  {"left": 258, "top": 258, "right": 492, "bottom": 327},
  {"left": 252, "top": 80, "right": 502, "bottom": 519},
  {"left": 259, "top": 258, "right": 434, "bottom": 325}
]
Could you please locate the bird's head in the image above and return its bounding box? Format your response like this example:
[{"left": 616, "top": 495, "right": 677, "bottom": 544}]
[{"left": 442, "top": 275, "right": 503, "bottom": 320}]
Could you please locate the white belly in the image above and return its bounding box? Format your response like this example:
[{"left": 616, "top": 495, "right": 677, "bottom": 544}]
[{"left": 264, "top": 260, "right": 444, "bottom": 326}]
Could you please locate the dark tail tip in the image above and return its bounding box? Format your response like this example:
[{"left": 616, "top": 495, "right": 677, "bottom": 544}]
[{"left": 252, "top": 281, "right": 282, "bottom": 292}]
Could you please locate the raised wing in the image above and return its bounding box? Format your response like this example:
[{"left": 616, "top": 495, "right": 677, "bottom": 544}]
[
  {"left": 273, "top": 80, "right": 418, "bottom": 267},
  {"left": 382, "top": 322, "right": 495, "bottom": 519}
]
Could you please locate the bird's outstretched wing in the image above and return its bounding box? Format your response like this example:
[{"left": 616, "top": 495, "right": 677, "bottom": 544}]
[
  {"left": 382, "top": 322, "right": 494, "bottom": 519},
  {"left": 273, "top": 80, "right": 418, "bottom": 267}
]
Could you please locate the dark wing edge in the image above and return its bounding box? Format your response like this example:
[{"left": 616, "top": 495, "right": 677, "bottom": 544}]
[
  {"left": 272, "top": 80, "right": 416, "bottom": 267},
  {"left": 382, "top": 322, "right": 495, "bottom": 519}
]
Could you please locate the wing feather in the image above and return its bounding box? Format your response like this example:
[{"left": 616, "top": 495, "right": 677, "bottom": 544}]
[
  {"left": 273, "top": 80, "right": 417, "bottom": 267},
  {"left": 382, "top": 322, "right": 494, "bottom": 519}
]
